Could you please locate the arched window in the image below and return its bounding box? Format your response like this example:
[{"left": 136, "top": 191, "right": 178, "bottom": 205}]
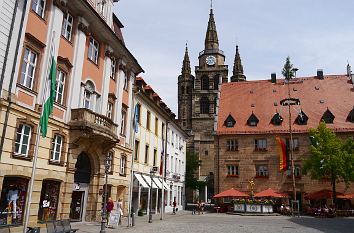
[
  {"left": 83, "top": 81, "right": 95, "bottom": 110},
  {"left": 213, "top": 75, "right": 219, "bottom": 90},
  {"left": 200, "top": 97, "right": 209, "bottom": 114},
  {"left": 201, "top": 76, "right": 209, "bottom": 90}
]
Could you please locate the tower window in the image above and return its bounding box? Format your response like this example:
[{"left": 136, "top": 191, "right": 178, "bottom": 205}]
[
  {"left": 200, "top": 97, "right": 209, "bottom": 114},
  {"left": 213, "top": 75, "right": 219, "bottom": 90},
  {"left": 201, "top": 76, "right": 209, "bottom": 90},
  {"left": 321, "top": 108, "right": 335, "bottom": 124}
]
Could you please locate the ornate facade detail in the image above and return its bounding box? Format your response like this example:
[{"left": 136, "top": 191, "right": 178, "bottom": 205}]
[
  {"left": 230, "top": 45, "right": 246, "bottom": 82},
  {"left": 78, "top": 22, "right": 90, "bottom": 36}
]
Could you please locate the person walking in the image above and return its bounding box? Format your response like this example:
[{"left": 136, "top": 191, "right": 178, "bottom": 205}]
[
  {"left": 173, "top": 197, "right": 177, "bottom": 215},
  {"left": 106, "top": 197, "right": 114, "bottom": 227},
  {"left": 117, "top": 198, "right": 123, "bottom": 225},
  {"left": 197, "top": 201, "right": 201, "bottom": 215}
]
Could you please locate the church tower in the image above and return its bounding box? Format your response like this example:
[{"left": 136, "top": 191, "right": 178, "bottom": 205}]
[
  {"left": 191, "top": 7, "right": 228, "bottom": 201},
  {"left": 178, "top": 44, "right": 194, "bottom": 132},
  {"left": 230, "top": 45, "right": 246, "bottom": 82}
]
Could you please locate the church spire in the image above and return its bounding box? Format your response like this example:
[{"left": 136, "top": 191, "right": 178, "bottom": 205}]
[
  {"left": 204, "top": 6, "right": 219, "bottom": 50},
  {"left": 231, "top": 45, "right": 246, "bottom": 82},
  {"left": 181, "top": 43, "right": 191, "bottom": 75}
]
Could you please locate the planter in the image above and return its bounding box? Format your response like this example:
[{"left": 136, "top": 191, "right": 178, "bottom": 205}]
[
  {"left": 234, "top": 204, "right": 245, "bottom": 212},
  {"left": 262, "top": 205, "right": 273, "bottom": 213},
  {"left": 246, "top": 204, "right": 262, "bottom": 213}
]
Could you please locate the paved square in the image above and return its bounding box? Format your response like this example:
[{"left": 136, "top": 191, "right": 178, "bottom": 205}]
[{"left": 73, "top": 212, "right": 354, "bottom": 233}]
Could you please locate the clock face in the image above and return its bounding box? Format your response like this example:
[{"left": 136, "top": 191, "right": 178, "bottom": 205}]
[{"left": 206, "top": 56, "right": 216, "bottom": 66}]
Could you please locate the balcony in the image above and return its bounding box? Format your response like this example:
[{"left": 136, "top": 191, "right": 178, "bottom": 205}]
[{"left": 69, "top": 108, "right": 119, "bottom": 145}]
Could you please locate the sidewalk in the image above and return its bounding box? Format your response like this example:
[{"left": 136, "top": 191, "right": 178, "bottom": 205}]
[{"left": 71, "top": 210, "right": 191, "bottom": 232}]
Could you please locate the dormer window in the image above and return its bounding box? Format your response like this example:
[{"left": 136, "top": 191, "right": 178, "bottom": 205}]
[
  {"left": 224, "top": 114, "right": 236, "bottom": 128},
  {"left": 296, "top": 109, "right": 308, "bottom": 125},
  {"left": 247, "top": 112, "right": 259, "bottom": 127},
  {"left": 321, "top": 108, "right": 335, "bottom": 124},
  {"left": 271, "top": 112, "right": 283, "bottom": 126},
  {"left": 347, "top": 107, "right": 354, "bottom": 123}
]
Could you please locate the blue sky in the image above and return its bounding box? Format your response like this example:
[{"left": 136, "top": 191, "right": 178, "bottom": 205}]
[{"left": 114, "top": 0, "right": 354, "bottom": 113}]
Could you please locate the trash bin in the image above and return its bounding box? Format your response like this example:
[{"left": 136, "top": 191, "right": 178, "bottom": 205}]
[{"left": 27, "top": 227, "right": 40, "bottom": 233}]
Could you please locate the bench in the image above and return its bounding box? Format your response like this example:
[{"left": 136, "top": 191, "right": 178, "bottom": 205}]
[
  {"left": 0, "top": 226, "right": 10, "bottom": 233},
  {"left": 46, "top": 220, "right": 78, "bottom": 233}
]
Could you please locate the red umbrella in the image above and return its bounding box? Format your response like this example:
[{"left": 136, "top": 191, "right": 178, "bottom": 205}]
[
  {"left": 337, "top": 193, "right": 354, "bottom": 199},
  {"left": 254, "top": 188, "right": 288, "bottom": 198},
  {"left": 213, "top": 188, "right": 249, "bottom": 198},
  {"left": 305, "top": 189, "right": 344, "bottom": 200}
]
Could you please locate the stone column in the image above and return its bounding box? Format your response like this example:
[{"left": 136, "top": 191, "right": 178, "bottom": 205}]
[
  {"left": 155, "top": 188, "right": 159, "bottom": 214},
  {"left": 147, "top": 186, "right": 151, "bottom": 215},
  {"left": 101, "top": 49, "right": 113, "bottom": 116},
  {"left": 205, "top": 185, "right": 208, "bottom": 203}
]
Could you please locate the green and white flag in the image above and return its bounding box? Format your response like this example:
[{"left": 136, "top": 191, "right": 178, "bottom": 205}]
[{"left": 39, "top": 54, "right": 56, "bottom": 137}]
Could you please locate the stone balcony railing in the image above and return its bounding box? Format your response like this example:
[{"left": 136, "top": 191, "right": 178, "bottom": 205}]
[{"left": 69, "top": 108, "right": 119, "bottom": 142}]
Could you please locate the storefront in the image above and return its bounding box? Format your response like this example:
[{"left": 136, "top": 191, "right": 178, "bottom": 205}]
[
  {"left": 37, "top": 180, "right": 61, "bottom": 222},
  {"left": 0, "top": 176, "right": 29, "bottom": 226}
]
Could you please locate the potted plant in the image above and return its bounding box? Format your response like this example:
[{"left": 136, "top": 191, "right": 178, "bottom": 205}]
[{"left": 138, "top": 208, "right": 144, "bottom": 216}]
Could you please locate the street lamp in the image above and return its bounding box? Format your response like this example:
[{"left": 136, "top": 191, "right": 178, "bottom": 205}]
[
  {"left": 149, "top": 167, "right": 157, "bottom": 223},
  {"left": 100, "top": 153, "right": 112, "bottom": 233},
  {"left": 280, "top": 67, "right": 299, "bottom": 216}
]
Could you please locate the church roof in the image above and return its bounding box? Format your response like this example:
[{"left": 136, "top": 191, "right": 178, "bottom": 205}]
[
  {"left": 204, "top": 9, "right": 219, "bottom": 50},
  {"left": 217, "top": 75, "right": 354, "bottom": 135}
]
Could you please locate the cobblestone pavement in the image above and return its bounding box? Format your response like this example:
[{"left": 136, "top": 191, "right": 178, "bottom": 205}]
[{"left": 72, "top": 211, "right": 354, "bottom": 233}]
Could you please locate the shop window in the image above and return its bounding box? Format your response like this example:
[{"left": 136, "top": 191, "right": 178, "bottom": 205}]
[
  {"left": 61, "top": 12, "right": 73, "bottom": 41},
  {"left": 14, "top": 123, "right": 32, "bottom": 157},
  {"left": 0, "top": 177, "right": 29, "bottom": 226},
  {"left": 226, "top": 139, "right": 238, "bottom": 151},
  {"left": 88, "top": 37, "right": 99, "bottom": 64},
  {"left": 20, "top": 48, "right": 38, "bottom": 90},
  {"left": 256, "top": 165, "right": 269, "bottom": 178},
  {"left": 32, "top": 0, "right": 46, "bottom": 18},
  {"left": 255, "top": 139, "right": 267, "bottom": 151},
  {"left": 227, "top": 165, "right": 239, "bottom": 176},
  {"left": 37, "top": 180, "right": 60, "bottom": 222},
  {"left": 51, "top": 134, "right": 63, "bottom": 162}
]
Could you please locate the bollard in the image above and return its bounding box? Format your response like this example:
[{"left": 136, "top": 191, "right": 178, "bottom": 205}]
[{"left": 131, "top": 212, "right": 135, "bottom": 226}]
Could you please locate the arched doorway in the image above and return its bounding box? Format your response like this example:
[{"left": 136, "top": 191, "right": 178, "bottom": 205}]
[{"left": 70, "top": 153, "right": 92, "bottom": 221}]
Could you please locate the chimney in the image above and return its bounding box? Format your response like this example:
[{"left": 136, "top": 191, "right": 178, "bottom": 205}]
[
  {"left": 317, "top": 69, "right": 324, "bottom": 80},
  {"left": 271, "top": 73, "right": 276, "bottom": 83}
]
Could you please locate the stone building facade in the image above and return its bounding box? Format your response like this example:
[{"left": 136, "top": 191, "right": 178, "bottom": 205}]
[
  {"left": 0, "top": 0, "right": 142, "bottom": 229},
  {"left": 216, "top": 74, "right": 354, "bottom": 209}
]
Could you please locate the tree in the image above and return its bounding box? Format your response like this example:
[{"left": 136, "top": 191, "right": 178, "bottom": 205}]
[
  {"left": 303, "top": 122, "right": 354, "bottom": 208},
  {"left": 282, "top": 56, "right": 295, "bottom": 80},
  {"left": 185, "top": 151, "right": 205, "bottom": 195}
]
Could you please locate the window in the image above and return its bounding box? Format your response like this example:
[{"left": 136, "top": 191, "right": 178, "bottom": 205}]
[
  {"left": 51, "top": 134, "right": 63, "bottom": 162},
  {"left": 224, "top": 114, "right": 236, "bottom": 128},
  {"left": 201, "top": 76, "right": 209, "bottom": 90},
  {"left": 321, "top": 108, "right": 335, "bottom": 124},
  {"left": 227, "top": 165, "right": 239, "bottom": 176},
  {"left": 55, "top": 70, "right": 66, "bottom": 105},
  {"left": 20, "top": 48, "right": 37, "bottom": 89},
  {"left": 171, "top": 132, "right": 174, "bottom": 146},
  {"left": 120, "top": 109, "right": 127, "bottom": 135},
  {"left": 200, "top": 97, "right": 209, "bottom": 114},
  {"left": 62, "top": 12, "right": 73, "bottom": 41},
  {"left": 136, "top": 104, "right": 141, "bottom": 124},
  {"left": 32, "top": 0, "right": 46, "bottom": 18},
  {"left": 271, "top": 113, "right": 283, "bottom": 126},
  {"left": 153, "top": 149, "right": 157, "bottom": 167},
  {"left": 287, "top": 165, "right": 301, "bottom": 178},
  {"left": 97, "top": 0, "right": 106, "bottom": 16},
  {"left": 146, "top": 111, "right": 151, "bottom": 130},
  {"left": 110, "top": 59, "right": 116, "bottom": 79},
  {"left": 144, "top": 145, "right": 149, "bottom": 164},
  {"left": 123, "top": 72, "right": 128, "bottom": 91},
  {"left": 120, "top": 155, "right": 126, "bottom": 175},
  {"left": 256, "top": 165, "right": 269, "bottom": 177},
  {"left": 83, "top": 81, "right": 95, "bottom": 110},
  {"left": 226, "top": 139, "right": 238, "bottom": 151},
  {"left": 106, "top": 102, "right": 113, "bottom": 119},
  {"left": 286, "top": 138, "right": 299, "bottom": 151},
  {"left": 37, "top": 180, "right": 60, "bottom": 222},
  {"left": 107, "top": 151, "right": 113, "bottom": 173},
  {"left": 247, "top": 113, "right": 259, "bottom": 127},
  {"left": 162, "top": 122, "right": 165, "bottom": 138},
  {"left": 88, "top": 37, "right": 99, "bottom": 64},
  {"left": 296, "top": 110, "right": 308, "bottom": 125},
  {"left": 14, "top": 124, "right": 32, "bottom": 157},
  {"left": 134, "top": 140, "right": 139, "bottom": 161},
  {"left": 155, "top": 117, "right": 158, "bottom": 135},
  {"left": 255, "top": 139, "right": 267, "bottom": 151},
  {"left": 213, "top": 75, "right": 219, "bottom": 90}
]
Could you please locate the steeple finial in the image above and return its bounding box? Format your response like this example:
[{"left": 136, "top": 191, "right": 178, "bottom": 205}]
[
  {"left": 231, "top": 45, "right": 246, "bottom": 82},
  {"left": 181, "top": 43, "right": 191, "bottom": 75},
  {"left": 204, "top": 5, "right": 219, "bottom": 50}
]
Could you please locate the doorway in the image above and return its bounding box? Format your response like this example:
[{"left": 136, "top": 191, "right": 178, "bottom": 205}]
[{"left": 70, "top": 191, "right": 85, "bottom": 221}]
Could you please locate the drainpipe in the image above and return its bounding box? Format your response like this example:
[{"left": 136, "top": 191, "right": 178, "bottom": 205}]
[
  {"left": 0, "top": 0, "right": 28, "bottom": 159},
  {"left": 217, "top": 135, "right": 220, "bottom": 194}
]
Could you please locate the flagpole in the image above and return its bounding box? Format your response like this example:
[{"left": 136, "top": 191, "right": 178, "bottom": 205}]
[
  {"left": 160, "top": 122, "right": 165, "bottom": 220},
  {"left": 23, "top": 31, "right": 56, "bottom": 233}
]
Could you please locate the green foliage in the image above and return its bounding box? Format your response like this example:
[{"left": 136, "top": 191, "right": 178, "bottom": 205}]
[
  {"left": 282, "top": 56, "right": 295, "bottom": 80},
  {"left": 185, "top": 151, "right": 205, "bottom": 190},
  {"left": 303, "top": 122, "right": 354, "bottom": 189}
]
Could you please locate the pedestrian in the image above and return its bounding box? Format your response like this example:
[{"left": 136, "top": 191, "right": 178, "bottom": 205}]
[
  {"left": 197, "top": 201, "right": 201, "bottom": 215},
  {"left": 173, "top": 197, "right": 177, "bottom": 215},
  {"left": 117, "top": 198, "right": 123, "bottom": 225},
  {"left": 201, "top": 201, "right": 205, "bottom": 214},
  {"left": 106, "top": 197, "right": 114, "bottom": 227},
  {"left": 192, "top": 200, "right": 196, "bottom": 215}
]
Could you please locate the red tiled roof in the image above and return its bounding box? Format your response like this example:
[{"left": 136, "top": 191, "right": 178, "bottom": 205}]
[
  {"left": 213, "top": 188, "right": 249, "bottom": 198},
  {"left": 217, "top": 75, "right": 354, "bottom": 135}
]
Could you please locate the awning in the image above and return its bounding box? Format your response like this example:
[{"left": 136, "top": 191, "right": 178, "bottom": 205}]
[
  {"left": 160, "top": 179, "right": 170, "bottom": 191},
  {"left": 142, "top": 175, "right": 158, "bottom": 189},
  {"left": 134, "top": 173, "right": 149, "bottom": 188},
  {"left": 153, "top": 177, "right": 163, "bottom": 189}
]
